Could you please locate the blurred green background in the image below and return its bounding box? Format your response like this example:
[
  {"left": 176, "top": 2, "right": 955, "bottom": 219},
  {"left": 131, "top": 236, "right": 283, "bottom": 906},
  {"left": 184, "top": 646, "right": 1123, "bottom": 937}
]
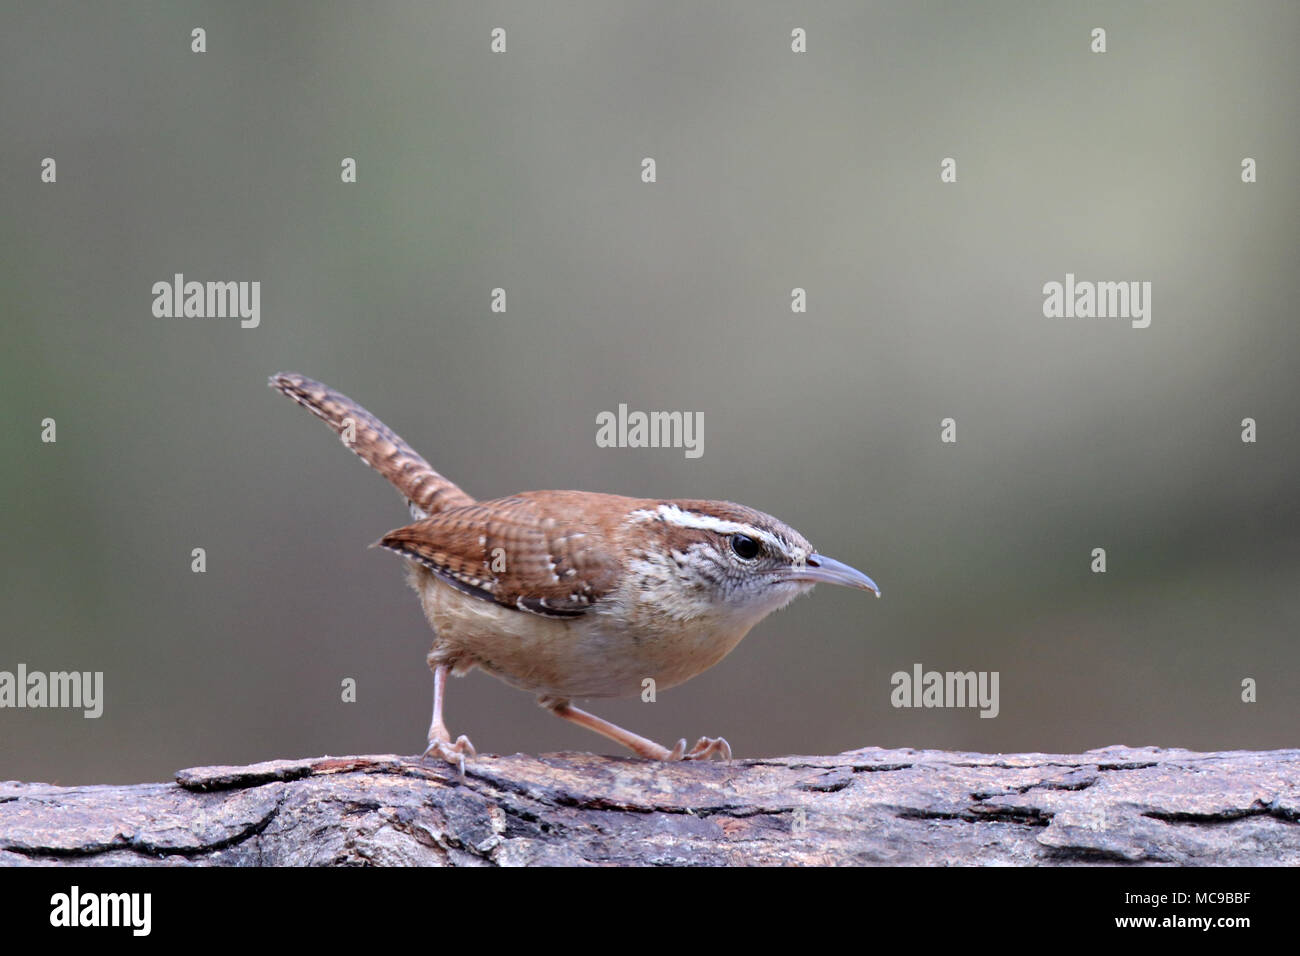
[{"left": 2, "top": 2, "right": 1297, "bottom": 785}]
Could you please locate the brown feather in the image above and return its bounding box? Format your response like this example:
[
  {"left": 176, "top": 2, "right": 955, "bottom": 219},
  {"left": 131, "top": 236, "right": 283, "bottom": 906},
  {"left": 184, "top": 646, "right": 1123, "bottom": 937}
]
[
  {"left": 270, "top": 373, "right": 475, "bottom": 516},
  {"left": 378, "top": 491, "right": 636, "bottom": 619}
]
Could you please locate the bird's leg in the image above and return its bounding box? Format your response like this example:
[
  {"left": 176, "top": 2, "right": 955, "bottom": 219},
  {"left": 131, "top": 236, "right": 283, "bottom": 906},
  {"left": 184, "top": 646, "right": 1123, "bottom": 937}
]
[
  {"left": 540, "top": 697, "right": 731, "bottom": 762},
  {"left": 423, "top": 662, "right": 475, "bottom": 773}
]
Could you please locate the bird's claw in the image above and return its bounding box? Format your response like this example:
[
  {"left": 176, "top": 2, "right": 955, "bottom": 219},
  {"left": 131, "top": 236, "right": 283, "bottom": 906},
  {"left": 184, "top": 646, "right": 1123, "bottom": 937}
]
[
  {"left": 667, "top": 736, "right": 732, "bottom": 762},
  {"left": 422, "top": 733, "right": 476, "bottom": 775}
]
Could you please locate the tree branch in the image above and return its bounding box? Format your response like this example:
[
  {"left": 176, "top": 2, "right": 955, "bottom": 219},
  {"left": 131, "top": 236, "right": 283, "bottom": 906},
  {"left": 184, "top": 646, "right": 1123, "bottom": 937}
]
[{"left": 3, "top": 746, "right": 1297, "bottom": 865}]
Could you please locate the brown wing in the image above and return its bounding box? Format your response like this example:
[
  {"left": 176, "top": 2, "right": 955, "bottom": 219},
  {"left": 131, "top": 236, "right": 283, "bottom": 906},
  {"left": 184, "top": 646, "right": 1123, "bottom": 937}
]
[{"left": 377, "top": 491, "right": 630, "bottom": 619}]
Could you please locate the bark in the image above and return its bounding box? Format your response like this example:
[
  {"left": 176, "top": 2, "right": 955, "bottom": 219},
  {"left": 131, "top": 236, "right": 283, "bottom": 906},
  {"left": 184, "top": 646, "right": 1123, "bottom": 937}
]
[{"left": 2, "top": 746, "right": 1297, "bottom": 866}]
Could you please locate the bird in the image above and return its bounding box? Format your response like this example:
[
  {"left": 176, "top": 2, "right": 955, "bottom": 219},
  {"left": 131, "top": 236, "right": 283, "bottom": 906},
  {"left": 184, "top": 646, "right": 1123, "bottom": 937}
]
[{"left": 269, "top": 373, "right": 879, "bottom": 771}]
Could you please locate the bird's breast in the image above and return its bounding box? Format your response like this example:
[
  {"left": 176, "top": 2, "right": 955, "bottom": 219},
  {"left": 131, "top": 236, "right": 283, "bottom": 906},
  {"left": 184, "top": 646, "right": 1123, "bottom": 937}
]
[{"left": 411, "top": 567, "right": 758, "bottom": 699}]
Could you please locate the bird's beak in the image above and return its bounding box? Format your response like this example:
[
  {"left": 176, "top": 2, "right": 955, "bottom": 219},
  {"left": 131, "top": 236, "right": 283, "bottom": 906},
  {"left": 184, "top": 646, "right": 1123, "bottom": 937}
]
[{"left": 785, "top": 554, "right": 880, "bottom": 596}]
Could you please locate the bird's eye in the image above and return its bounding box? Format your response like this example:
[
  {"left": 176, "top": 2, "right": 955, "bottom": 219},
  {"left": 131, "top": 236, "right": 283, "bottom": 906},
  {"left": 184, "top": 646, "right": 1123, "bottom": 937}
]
[{"left": 730, "top": 534, "right": 760, "bottom": 560}]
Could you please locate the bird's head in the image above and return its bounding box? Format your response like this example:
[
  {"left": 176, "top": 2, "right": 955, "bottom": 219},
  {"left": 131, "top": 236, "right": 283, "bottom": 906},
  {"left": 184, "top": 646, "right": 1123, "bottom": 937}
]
[{"left": 622, "top": 500, "right": 879, "bottom": 624}]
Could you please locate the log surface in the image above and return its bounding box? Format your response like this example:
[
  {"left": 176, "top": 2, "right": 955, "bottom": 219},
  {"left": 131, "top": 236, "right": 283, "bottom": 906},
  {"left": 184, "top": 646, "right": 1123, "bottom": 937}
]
[{"left": 2, "top": 746, "right": 1297, "bottom": 865}]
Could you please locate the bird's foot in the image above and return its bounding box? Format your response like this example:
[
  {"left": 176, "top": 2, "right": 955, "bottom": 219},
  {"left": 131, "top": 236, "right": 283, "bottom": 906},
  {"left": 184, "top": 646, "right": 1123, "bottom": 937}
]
[
  {"left": 422, "top": 731, "right": 476, "bottom": 775},
  {"left": 667, "top": 735, "right": 732, "bottom": 762}
]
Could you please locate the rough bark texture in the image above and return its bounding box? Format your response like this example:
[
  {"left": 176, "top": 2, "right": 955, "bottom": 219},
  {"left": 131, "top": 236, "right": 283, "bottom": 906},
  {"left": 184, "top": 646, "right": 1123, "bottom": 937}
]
[{"left": 2, "top": 746, "right": 1297, "bottom": 866}]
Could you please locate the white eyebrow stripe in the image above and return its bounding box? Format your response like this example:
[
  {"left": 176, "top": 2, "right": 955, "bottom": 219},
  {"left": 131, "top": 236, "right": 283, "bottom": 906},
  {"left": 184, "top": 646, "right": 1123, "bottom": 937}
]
[{"left": 630, "top": 504, "right": 786, "bottom": 554}]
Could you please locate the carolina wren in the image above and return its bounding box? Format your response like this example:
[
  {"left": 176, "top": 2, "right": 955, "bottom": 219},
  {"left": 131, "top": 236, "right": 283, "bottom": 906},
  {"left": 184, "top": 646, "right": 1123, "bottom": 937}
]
[{"left": 270, "top": 373, "right": 879, "bottom": 769}]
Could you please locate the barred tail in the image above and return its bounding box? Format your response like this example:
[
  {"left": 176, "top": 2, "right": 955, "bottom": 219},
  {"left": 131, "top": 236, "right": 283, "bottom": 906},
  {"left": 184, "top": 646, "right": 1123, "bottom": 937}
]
[{"left": 269, "top": 372, "right": 475, "bottom": 517}]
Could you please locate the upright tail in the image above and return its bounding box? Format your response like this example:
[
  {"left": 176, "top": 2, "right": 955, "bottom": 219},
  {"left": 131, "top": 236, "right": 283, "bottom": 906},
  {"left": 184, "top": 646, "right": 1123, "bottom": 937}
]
[{"left": 269, "top": 372, "right": 476, "bottom": 518}]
